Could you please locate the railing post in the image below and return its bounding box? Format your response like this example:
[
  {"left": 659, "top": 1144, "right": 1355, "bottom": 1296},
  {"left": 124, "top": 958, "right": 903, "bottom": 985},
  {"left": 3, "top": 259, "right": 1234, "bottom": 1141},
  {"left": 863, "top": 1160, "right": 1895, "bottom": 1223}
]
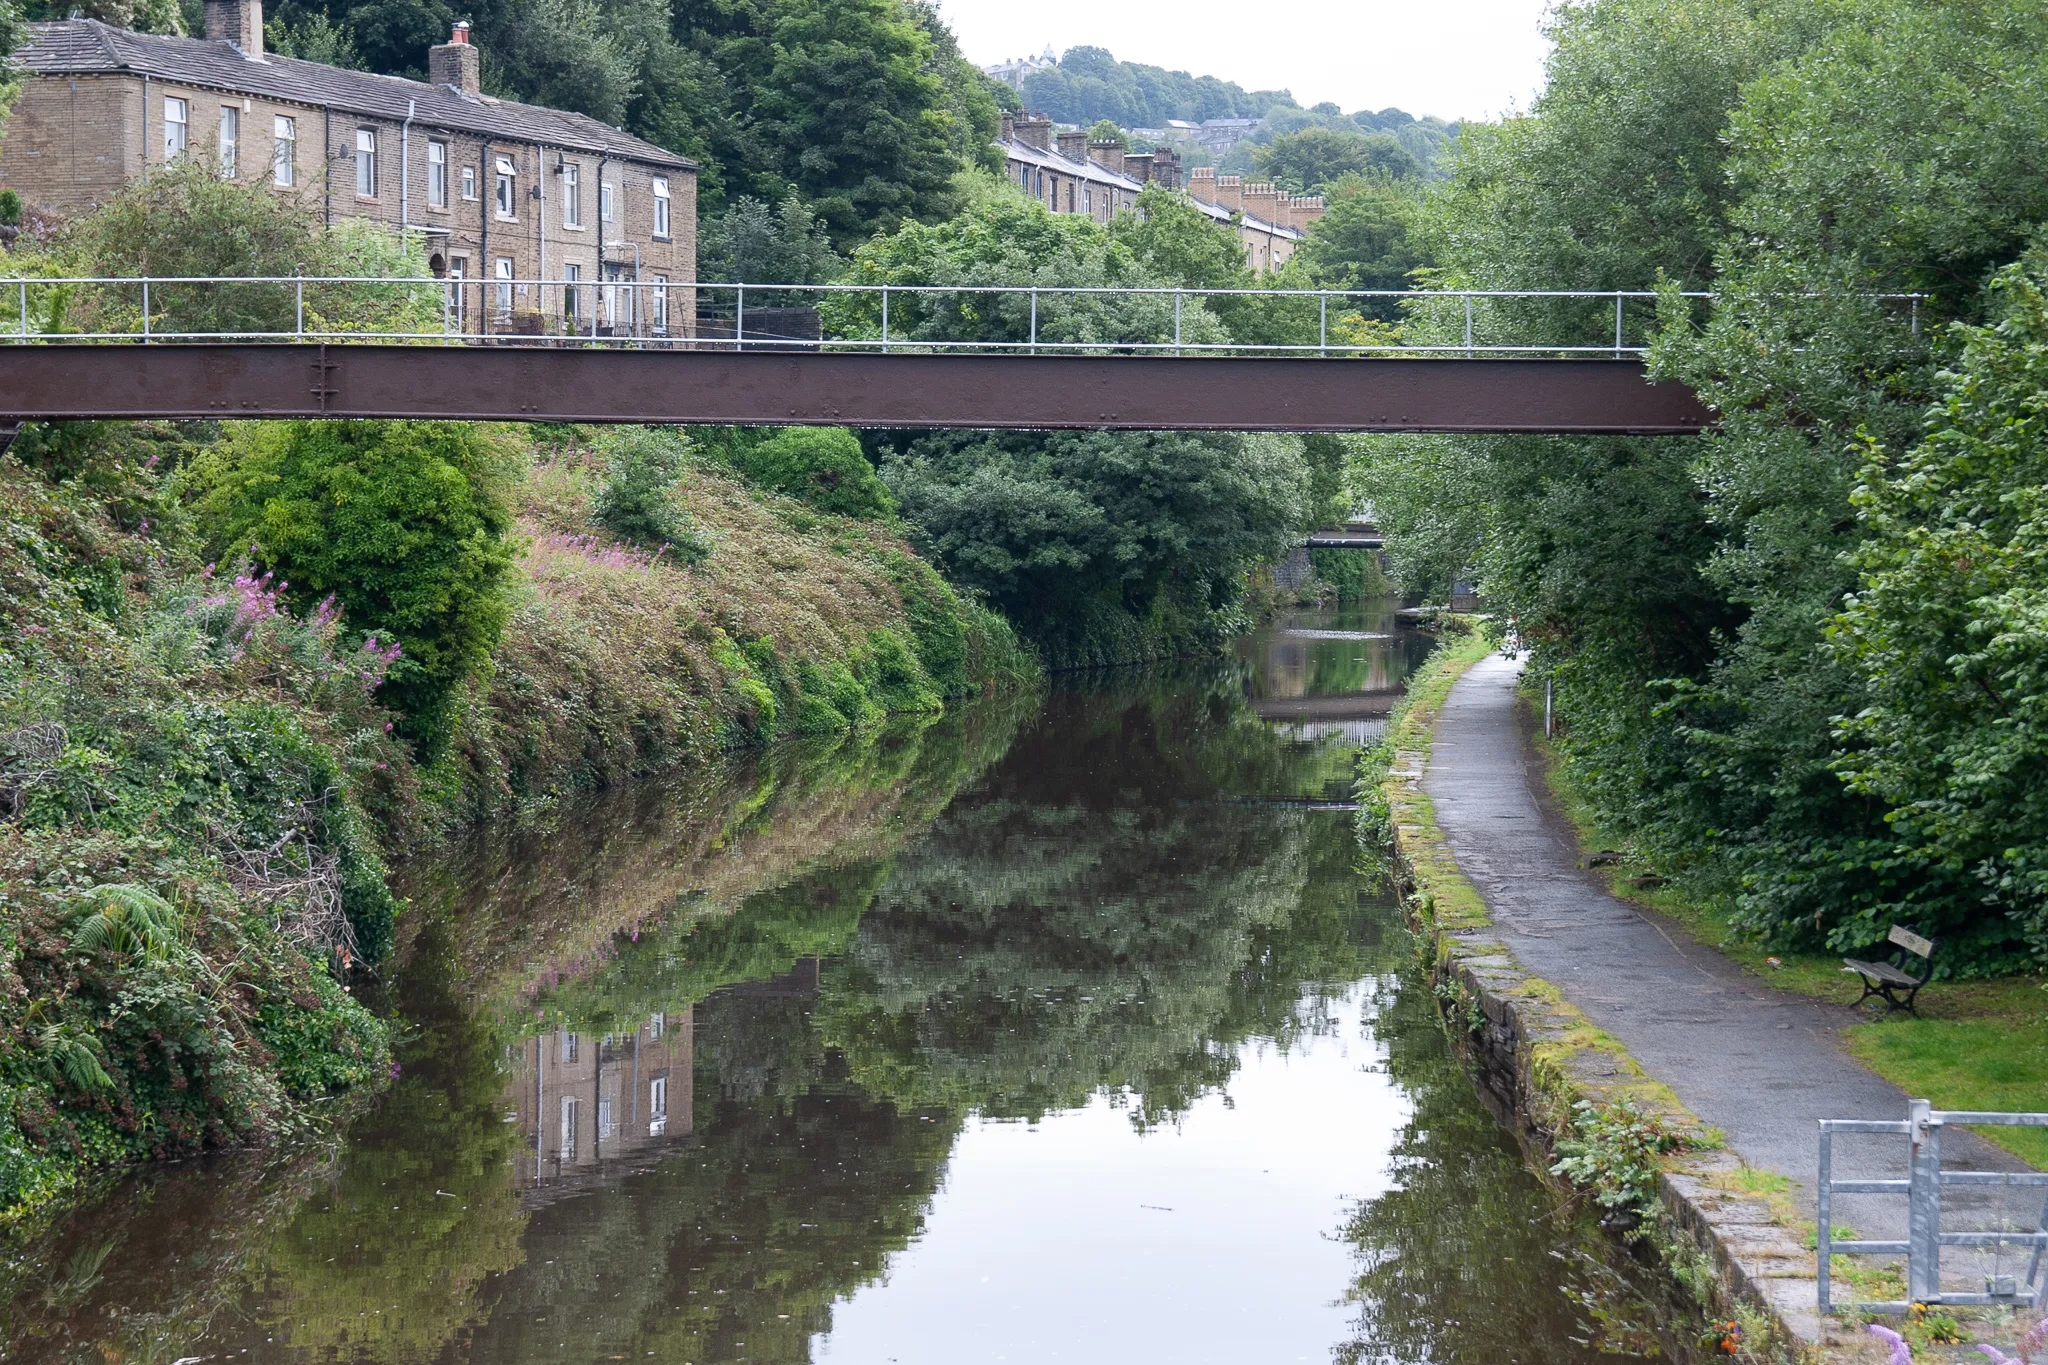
[
  {"left": 1908, "top": 1098, "right": 1942, "bottom": 1305},
  {"left": 1174, "top": 289, "right": 1182, "bottom": 357},
  {"left": 1910, "top": 296, "right": 1920, "bottom": 337},
  {"left": 1319, "top": 293, "right": 1328, "bottom": 358},
  {"left": 1544, "top": 678, "right": 1554, "bottom": 738},
  {"left": 736, "top": 282, "right": 745, "bottom": 354},
  {"left": 296, "top": 276, "right": 304, "bottom": 339},
  {"left": 1615, "top": 291, "right": 1625, "bottom": 357},
  {"left": 18, "top": 279, "right": 26, "bottom": 340},
  {"left": 1817, "top": 1123, "right": 1833, "bottom": 1315},
  {"left": 880, "top": 285, "right": 890, "bottom": 354},
  {"left": 1029, "top": 287, "right": 1037, "bottom": 356},
  {"left": 1463, "top": 292, "right": 1472, "bottom": 358},
  {"left": 141, "top": 279, "right": 150, "bottom": 343}
]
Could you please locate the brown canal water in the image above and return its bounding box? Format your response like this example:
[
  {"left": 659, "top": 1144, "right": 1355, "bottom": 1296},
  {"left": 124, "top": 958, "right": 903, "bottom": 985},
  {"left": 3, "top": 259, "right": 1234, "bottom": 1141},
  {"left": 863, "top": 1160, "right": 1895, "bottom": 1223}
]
[{"left": 0, "top": 602, "right": 1688, "bottom": 1364}]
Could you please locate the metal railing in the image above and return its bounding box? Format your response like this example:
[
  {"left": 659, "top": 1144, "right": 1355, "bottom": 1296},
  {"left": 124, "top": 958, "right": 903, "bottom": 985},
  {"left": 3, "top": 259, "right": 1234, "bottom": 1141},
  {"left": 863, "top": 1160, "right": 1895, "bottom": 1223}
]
[
  {"left": 1819, "top": 1099, "right": 2048, "bottom": 1314},
  {"left": 0, "top": 276, "right": 1931, "bottom": 357}
]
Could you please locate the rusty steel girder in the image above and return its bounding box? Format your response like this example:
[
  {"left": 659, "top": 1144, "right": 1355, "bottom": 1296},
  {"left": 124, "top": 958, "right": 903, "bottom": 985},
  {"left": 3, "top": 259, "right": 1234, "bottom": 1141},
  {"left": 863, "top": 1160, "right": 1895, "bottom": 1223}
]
[{"left": 0, "top": 344, "right": 1713, "bottom": 433}]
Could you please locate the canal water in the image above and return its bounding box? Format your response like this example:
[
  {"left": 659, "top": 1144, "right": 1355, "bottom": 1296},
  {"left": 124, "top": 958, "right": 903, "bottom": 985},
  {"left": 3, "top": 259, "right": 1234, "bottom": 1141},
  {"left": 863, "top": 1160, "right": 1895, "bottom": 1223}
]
[{"left": 0, "top": 602, "right": 1686, "bottom": 1364}]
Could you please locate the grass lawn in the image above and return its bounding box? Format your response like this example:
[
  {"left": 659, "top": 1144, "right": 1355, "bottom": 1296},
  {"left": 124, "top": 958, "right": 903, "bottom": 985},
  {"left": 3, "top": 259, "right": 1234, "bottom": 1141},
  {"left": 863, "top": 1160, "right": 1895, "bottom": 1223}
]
[{"left": 1523, "top": 685, "right": 2048, "bottom": 1170}]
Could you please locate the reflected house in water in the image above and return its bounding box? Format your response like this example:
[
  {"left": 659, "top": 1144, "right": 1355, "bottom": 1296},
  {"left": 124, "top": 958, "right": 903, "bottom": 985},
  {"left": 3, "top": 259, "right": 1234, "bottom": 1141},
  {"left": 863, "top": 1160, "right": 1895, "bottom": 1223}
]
[{"left": 508, "top": 1009, "right": 695, "bottom": 1202}]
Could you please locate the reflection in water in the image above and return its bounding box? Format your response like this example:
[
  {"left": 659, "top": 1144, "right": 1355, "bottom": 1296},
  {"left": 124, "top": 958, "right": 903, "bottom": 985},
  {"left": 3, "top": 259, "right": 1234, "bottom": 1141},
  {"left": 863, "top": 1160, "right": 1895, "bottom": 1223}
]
[
  {"left": 1239, "top": 600, "right": 1435, "bottom": 745},
  {"left": 0, "top": 605, "right": 1689, "bottom": 1365}
]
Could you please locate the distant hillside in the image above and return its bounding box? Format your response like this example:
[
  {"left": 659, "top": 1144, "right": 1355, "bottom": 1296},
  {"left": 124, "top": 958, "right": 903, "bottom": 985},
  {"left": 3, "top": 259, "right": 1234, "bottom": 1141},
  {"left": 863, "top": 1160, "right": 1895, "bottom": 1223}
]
[{"left": 1018, "top": 46, "right": 1299, "bottom": 129}]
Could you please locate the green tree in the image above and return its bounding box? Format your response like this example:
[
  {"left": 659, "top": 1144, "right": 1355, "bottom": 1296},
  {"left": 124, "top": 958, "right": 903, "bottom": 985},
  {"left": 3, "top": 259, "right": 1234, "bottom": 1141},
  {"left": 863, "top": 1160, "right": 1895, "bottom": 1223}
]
[
  {"left": 1828, "top": 256, "right": 2048, "bottom": 961},
  {"left": 1253, "top": 127, "right": 1418, "bottom": 191},
  {"left": 731, "top": 427, "right": 896, "bottom": 520},
  {"left": 52, "top": 159, "right": 436, "bottom": 337},
  {"left": 190, "top": 421, "right": 520, "bottom": 756},
  {"left": 1086, "top": 117, "right": 1126, "bottom": 147},
  {"left": 882, "top": 428, "right": 1307, "bottom": 663},
  {"left": 696, "top": 193, "right": 843, "bottom": 301}
]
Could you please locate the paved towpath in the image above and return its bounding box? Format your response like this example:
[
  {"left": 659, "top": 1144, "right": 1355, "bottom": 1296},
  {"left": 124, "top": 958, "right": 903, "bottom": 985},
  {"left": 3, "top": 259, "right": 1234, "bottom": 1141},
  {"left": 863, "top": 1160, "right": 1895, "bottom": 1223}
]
[{"left": 1423, "top": 653, "right": 2036, "bottom": 1243}]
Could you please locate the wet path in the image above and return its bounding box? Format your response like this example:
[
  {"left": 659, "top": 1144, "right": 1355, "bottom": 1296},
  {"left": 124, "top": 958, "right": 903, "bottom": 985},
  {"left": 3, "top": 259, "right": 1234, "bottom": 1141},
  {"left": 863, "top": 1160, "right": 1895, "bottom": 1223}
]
[
  {"left": 1422, "top": 654, "right": 2038, "bottom": 1283},
  {"left": 1, "top": 608, "right": 1692, "bottom": 1364}
]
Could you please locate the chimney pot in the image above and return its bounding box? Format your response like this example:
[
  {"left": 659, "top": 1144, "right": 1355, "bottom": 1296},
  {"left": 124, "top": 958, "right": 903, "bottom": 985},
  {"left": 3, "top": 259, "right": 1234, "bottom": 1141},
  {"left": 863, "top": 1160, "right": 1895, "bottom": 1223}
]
[
  {"left": 430, "top": 22, "right": 482, "bottom": 96},
  {"left": 204, "top": 0, "right": 263, "bottom": 56}
]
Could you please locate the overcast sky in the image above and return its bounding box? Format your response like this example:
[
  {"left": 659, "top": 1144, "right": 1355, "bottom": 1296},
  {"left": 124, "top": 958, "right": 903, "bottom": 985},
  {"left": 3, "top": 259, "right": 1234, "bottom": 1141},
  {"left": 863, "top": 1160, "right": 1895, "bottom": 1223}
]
[{"left": 936, "top": 0, "right": 1555, "bottom": 124}]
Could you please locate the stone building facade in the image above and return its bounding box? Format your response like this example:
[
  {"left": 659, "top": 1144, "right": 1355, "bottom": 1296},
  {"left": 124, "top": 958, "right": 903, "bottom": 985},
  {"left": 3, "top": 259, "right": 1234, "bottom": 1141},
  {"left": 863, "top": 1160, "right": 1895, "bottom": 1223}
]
[
  {"left": 0, "top": 0, "right": 697, "bottom": 338},
  {"left": 510, "top": 1010, "right": 694, "bottom": 1201},
  {"left": 994, "top": 112, "right": 1322, "bottom": 273}
]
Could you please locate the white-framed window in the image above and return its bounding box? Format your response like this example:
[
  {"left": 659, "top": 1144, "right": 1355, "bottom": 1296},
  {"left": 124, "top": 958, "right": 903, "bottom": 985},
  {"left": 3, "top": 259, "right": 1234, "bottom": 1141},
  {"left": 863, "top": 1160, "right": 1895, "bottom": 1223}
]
[
  {"left": 493, "top": 256, "right": 513, "bottom": 314},
  {"left": 272, "top": 114, "right": 296, "bottom": 186},
  {"left": 1083, "top": 187, "right": 1093, "bottom": 214},
  {"left": 460, "top": 162, "right": 477, "bottom": 200},
  {"left": 561, "top": 1031, "right": 578, "bottom": 1063},
  {"left": 559, "top": 1096, "right": 578, "bottom": 1160},
  {"left": 163, "top": 96, "right": 188, "bottom": 160},
  {"left": 650, "top": 276, "right": 668, "bottom": 335},
  {"left": 597, "top": 1097, "right": 614, "bottom": 1140},
  {"left": 651, "top": 177, "right": 670, "bottom": 238},
  {"left": 446, "top": 255, "right": 467, "bottom": 323},
  {"left": 561, "top": 161, "right": 581, "bottom": 227},
  {"left": 562, "top": 262, "right": 580, "bottom": 322},
  {"left": 355, "top": 128, "right": 377, "bottom": 198},
  {"left": 647, "top": 1011, "right": 665, "bottom": 1040},
  {"left": 494, "top": 155, "right": 516, "bottom": 220},
  {"left": 649, "top": 1076, "right": 667, "bottom": 1135},
  {"left": 218, "top": 105, "right": 238, "bottom": 175},
  {"left": 599, "top": 180, "right": 614, "bottom": 227},
  {"left": 427, "top": 139, "right": 447, "bottom": 209}
]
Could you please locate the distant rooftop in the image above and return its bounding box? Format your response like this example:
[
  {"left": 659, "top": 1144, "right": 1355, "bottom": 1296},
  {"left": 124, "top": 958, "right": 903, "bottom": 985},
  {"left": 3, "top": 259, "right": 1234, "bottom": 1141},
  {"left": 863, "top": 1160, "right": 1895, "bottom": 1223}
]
[{"left": 16, "top": 19, "right": 695, "bottom": 168}]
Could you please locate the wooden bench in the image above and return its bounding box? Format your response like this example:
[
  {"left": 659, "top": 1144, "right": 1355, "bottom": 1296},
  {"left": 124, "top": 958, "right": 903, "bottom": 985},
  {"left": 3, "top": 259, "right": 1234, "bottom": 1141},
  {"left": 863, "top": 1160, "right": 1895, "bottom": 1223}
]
[{"left": 1843, "top": 925, "right": 1939, "bottom": 1014}]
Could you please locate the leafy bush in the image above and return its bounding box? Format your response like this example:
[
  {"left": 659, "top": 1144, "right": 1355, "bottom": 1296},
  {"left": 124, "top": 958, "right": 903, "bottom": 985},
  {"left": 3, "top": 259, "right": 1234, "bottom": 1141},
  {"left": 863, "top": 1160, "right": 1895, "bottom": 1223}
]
[
  {"left": 731, "top": 428, "right": 895, "bottom": 520},
  {"left": 1549, "top": 1098, "right": 1695, "bottom": 1230},
  {"left": 188, "top": 420, "right": 519, "bottom": 758},
  {"left": 590, "top": 426, "right": 711, "bottom": 558},
  {"left": 51, "top": 159, "right": 436, "bottom": 338}
]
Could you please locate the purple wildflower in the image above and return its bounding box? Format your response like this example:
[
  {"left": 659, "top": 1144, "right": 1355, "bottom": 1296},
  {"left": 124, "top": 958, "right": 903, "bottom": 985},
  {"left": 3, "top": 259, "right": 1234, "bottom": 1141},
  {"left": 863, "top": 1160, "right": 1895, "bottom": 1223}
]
[{"left": 1869, "top": 1325, "right": 1912, "bottom": 1365}]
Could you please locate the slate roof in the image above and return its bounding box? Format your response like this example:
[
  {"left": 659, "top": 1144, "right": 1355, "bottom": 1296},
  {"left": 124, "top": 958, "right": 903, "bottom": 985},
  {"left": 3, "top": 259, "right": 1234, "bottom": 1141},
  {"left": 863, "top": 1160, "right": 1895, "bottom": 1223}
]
[
  {"left": 997, "top": 136, "right": 1299, "bottom": 239},
  {"left": 15, "top": 20, "right": 695, "bottom": 169},
  {"left": 997, "top": 136, "right": 1147, "bottom": 195}
]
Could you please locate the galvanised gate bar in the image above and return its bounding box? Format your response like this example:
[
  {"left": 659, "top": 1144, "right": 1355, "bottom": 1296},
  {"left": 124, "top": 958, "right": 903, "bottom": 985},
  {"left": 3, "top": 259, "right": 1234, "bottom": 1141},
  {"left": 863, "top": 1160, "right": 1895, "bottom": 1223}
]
[{"left": 0, "top": 277, "right": 1767, "bottom": 430}]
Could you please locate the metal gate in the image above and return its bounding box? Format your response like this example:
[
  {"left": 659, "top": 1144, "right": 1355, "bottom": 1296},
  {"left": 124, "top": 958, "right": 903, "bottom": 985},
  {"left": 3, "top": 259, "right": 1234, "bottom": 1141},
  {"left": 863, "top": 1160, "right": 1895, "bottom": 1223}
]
[{"left": 1819, "top": 1099, "right": 2048, "bottom": 1313}]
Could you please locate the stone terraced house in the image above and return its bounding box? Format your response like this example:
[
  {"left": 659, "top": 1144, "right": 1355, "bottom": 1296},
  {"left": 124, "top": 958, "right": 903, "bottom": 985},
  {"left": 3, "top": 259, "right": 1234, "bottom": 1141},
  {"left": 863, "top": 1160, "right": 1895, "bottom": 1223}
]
[
  {"left": 995, "top": 112, "right": 1322, "bottom": 273},
  {"left": 0, "top": 0, "right": 698, "bottom": 337}
]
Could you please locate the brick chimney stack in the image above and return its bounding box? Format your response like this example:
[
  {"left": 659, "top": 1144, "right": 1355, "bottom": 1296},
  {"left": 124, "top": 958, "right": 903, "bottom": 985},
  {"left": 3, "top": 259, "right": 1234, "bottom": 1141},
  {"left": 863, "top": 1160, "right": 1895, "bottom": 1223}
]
[
  {"left": 1055, "top": 129, "right": 1088, "bottom": 162},
  {"left": 999, "top": 111, "right": 1015, "bottom": 142},
  {"left": 1122, "top": 152, "right": 1153, "bottom": 184},
  {"left": 205, "top": 0, "right": 263, "bottom": 55},
  {"left": 1291, "top": 195, "right": 1326, "bottom": 229},
  {"left": 1212, "top": 174, "right": 1244, "bottom": 213},
  {"left": 430, "top": 21, "right": 482, "bottom": 98},
  {"left": 1242, "top": 181, "right": 1281, "bottom": 225},
  {"left": 1088, "top": 140, "right": 1124, "bottom": 176},
  {"left": 1188, "top": 166, "right": 1216, "bottom": 205},
  {"left": 1012, "top": 114, "right": 1053, "bottom": 150},
  {"left": 1150, "top": 145, "right": 1181, "bottom": 190}
]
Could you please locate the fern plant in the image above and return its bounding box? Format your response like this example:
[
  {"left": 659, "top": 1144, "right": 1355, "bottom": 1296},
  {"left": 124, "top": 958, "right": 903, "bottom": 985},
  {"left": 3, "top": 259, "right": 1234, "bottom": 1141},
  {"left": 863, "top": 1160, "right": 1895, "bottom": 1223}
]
[
  {"left": 30, "top": 1020, "right": 114, "bottom": 1094},
  {"left": 69, "top": 883, "right": 182, "bottom": 962}
]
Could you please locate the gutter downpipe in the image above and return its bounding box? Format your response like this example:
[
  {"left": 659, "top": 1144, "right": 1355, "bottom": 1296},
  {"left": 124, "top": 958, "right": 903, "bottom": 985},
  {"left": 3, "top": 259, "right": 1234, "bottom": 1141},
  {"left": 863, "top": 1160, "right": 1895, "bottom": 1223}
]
[
  {"left": 478, "top": 145, "right": 489, "bottom": 337},
  {"left": 322, "top": 105, "right": 333, "bottom": 226},
  {"left": 596, "top": 147, "right": 610, "bottom": 336},
  {"left": 537, "top": 146, "right": 547, "bottom": 327},
  {"left": 141, "top": 74, "right": 150, "bottom": 175},
  {"left": 400, "top": 98, "right": 415, "bottom": 229}
]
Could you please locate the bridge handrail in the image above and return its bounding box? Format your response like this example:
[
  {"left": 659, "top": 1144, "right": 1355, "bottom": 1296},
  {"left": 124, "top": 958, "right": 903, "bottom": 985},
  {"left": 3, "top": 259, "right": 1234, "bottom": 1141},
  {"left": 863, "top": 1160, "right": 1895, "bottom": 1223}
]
[{"left": 0, "top": 276, "right": 1928, "bottom": 355}]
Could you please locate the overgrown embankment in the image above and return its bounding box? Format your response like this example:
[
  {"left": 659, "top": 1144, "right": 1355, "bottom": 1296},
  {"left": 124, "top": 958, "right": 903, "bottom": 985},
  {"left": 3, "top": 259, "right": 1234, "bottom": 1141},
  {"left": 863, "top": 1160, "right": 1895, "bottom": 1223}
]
[{"left": 0, "top": 415, "right": 1032, "bottom": 1230}]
